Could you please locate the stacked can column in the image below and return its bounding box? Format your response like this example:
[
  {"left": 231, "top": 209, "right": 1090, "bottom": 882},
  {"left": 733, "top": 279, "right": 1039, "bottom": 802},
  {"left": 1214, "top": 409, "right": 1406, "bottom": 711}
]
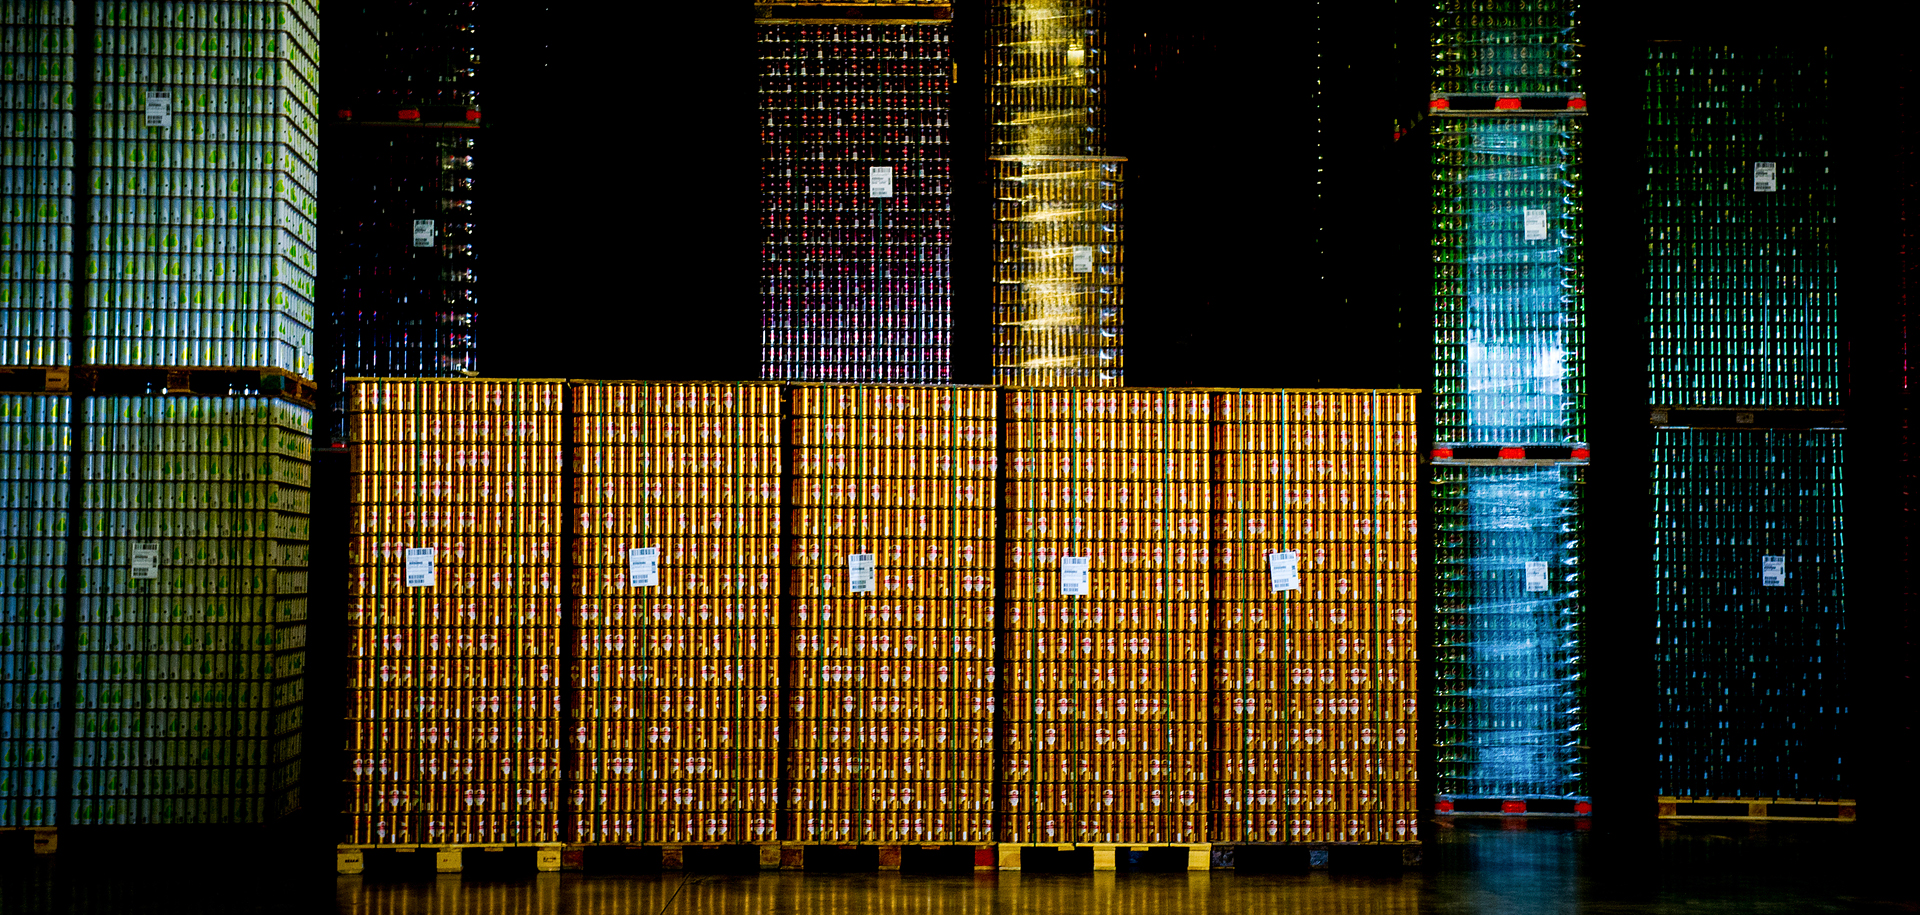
[
  {"left": 570, "top": 382, "right": 782, "bottom": 846},
  {"left": 986, "top": 0, "right": 1124, "bottom": 387},
  {"left": 344, "top": 380, "right": 564, "bottom": 845},
  {"left": 1644, "top": 44, "right": 1846, "bottom": 800},
  {"left": 70, "top": 393, "right": 310, "bottom": 824},
  {"left": 0, "top": 393, "right": 69, "bottom": 826},
  {"left": 757, "top": 15, "right": 954, "bottom": 383},
  {"left": 988, "top": 157, "right": 1124, "bottom": 387},
  {"left": 322, "top": 0, "right": 483, "bottom": 446},
  {"left": 985, "top": 0, "right": 1109, "bottom": 159},
  {"left": 786, "top": 384, "right": 998, "bottom": 844},
  {"left": 1430, "top": 463, "right": 1585, "bottom": 802},
  {"left": 1001, "top": 389, "right": 1209, "bottom": 845},
  {"left": 1429, "top": 0, "right": 1590, "bottom": 812},
  {"left": 0, "top": 3, "right": 74, "bottom": 367},
  {"left": 1211, "top": 391, "right": 1420, "bottom": 845},
  {"left": 89, "top": 0, "right": 319, "bottom": 374}
]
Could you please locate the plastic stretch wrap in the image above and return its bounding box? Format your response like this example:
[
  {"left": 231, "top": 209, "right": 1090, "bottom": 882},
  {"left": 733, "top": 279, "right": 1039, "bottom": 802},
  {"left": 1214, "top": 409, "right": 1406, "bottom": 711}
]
[
  {"left": 986, "top": 0, "right": 1109, "bottom": 158},
  {"left": 990, "top": 158, "right": 1123, "bottom": 387},
  {"left": 1432, "top": 465, "right": 1584, "bottom": 800},
  {"left": 1432, "top": 117, "right": 1585, "bottom": 446}
]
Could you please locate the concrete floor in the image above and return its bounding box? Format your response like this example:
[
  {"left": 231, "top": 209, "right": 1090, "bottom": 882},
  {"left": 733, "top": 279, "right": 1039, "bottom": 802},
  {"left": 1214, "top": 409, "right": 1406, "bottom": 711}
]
[{"left": 1, "top": 820, "right": 1913, "bottom": 914}]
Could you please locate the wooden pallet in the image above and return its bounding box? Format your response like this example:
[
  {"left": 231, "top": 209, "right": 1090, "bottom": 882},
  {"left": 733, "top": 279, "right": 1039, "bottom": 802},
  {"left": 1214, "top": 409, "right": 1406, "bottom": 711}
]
[
  {"left": 1436, "top": 798, "right": 1593, "bottom": 816},
  {"left": 1211, "top": 843, "right": 1423, "bottom": 869},
  {"left": 0, "top": 365, "right": 317, "bottom": 406},
  {"left": 541, "top": 844, "right": 786, "bottom": 872},
  {"left": 0, "top": 827, "right": 57, "bottom": 855},
  {"left": 1657, "top": 797, "right": 1856, "bottom": 822},
  {"left": 996, "top": 843, "right": 1212, "bottom": 871},
  {"left": 674, "top": 843, "right": 782, "bottom": 871},
  {"left": 336, "top": 843, "right": 564, "bottom": 875},
  {"left": 773, "top": 843, "right": 995, "bottom": 871}
]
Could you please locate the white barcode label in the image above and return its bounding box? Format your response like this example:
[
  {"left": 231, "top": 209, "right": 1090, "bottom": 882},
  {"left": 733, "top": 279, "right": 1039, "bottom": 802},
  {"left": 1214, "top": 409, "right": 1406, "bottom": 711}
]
[
  {"left": 1753, "top": 162, "right": 1777, "bottom": 193},
  {"left": 405, "top": 548, "right": 437, "bottom": 587},
  {"left": 412, "top": 219, "right": 436, "bottom": 247},
  {"left": 1072, "top": 245, "right": 1094, "bottom": 274},
  {"left": 1761, "top": 555, "right": 1786, "bottom": 587},
  {"left": 868, "top": 166, "right": 894, "bottom": 198},
  {"left": 628, "top": 547, "right": 658, "bottom": 588},
  {"left": 1523, "top": 208, "right": 1548, "bottom": 241},
  {"left": 848, "top": 553, "right": 876, "bottom": 593},
  {"left": 130, "top": 541, "right": 160, "bottom": 580},
  {"left": 1059, "top": 552, "right": 1090, "bottom": 594},
  {"left": 145, "top": 92, "right": 171, "bottom": 128},
  {"left": 1268, "top": 550, "right": 1300, "bottom": 593},
  {"left": 1060, "top": 556, "right": 1090, "bottom": 596},
  {"left": 1524, "top": 561, "right": 1549, "bottom": 593}
]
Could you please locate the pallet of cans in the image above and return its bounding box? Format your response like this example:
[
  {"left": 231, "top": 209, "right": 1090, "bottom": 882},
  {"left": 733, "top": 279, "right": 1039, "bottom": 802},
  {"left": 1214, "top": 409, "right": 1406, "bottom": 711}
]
[
  {"left": 1430, "top": 114, "right": 1587, "bottom": 445},
  {"left": 757, "top": 20, "right": 953, "bottom": 383},
  {"left": 787, "top": 384, "right": 997, "bottom": 844},
  {"left": 0, "top": 392, "right": 69, "bottom": 826},
  {"left": 986, "top": 0, "right": 1110, "bottom": 157},
  {"left": 989, "top": 158, "right": 1125, "bottom": 388},
  {"left": 1650, "top": 428, "right": 1846, "bottom": 798},
  {"left": 322, "top": 0, "right": 481, "bottom": 448},
  {"left": 571, "top": 382, "right": 782, "bottom": 846},
  {"left": 1430, "top": 0, "right": 1582, "bottom": 96},
  {"left": 1644, "top": 44, "right": 1838, "bottom": 408},
  {"left": 1211, "top": 391, "right": 1419, "bottom": 844},
  {"left": 1000, "top": 389, "right": 1209, "bottom": 845},
  {"left": 341, "top": 379, "right": 1427, "bottom": 851},
  {"left": 1430, "top": 463, "right": 1586, "bottom": 804},
  {"left": 344, "top": 379, "right": 564, "bottom": 845},
  {"left": 88, "top": 0, "right": 320, "bottom": 377},
  {"left": 0, "top": 2, "right": 75, "bottom": 367},
  {"left": 69, "top": 391, "right": 311, "bottom": 824}
]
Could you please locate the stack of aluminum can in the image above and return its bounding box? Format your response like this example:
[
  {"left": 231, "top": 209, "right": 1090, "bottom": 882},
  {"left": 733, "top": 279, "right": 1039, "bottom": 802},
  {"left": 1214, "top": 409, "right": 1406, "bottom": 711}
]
[
  {"left": 571, "top": 382, "right": 782, "bottom": 845},
  {"left": 757, "top": 19, "right": 954, "bottom": 383},
  {"left": 1000, "top": 390, "right": 1210, "bottom": 844},
  {"left": 344, "top": 379, "right": 564, "bottom": 845},
  {"left": 70, "top": 392, "right": 311, "bottom": 824},
  {"left": 89, "top": 0, "right": 319, "bottom": 375},
  {"left": 0, "top": 3, "right": 74, "bottom": 366},
  {"left": 0, "top": 392, "right": 69, "bottom": 827},
  {"left": 787, "top": 384, "right": 998, "bottom": 843},
  {"left": 1429, "top": 0, "right": 1591, "bottom": 812},
  {"left": 1211, "top": 391, "right": 1420, "bottom": 844},
  {"left": 986, "top": 0, "right": 1124, "bottom": 387}
]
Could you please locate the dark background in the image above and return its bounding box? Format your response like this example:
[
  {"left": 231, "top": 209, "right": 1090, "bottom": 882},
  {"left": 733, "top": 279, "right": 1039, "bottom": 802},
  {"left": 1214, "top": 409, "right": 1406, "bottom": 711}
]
[{"left": 307, "top": 2, "right": 1913, "bottom": 854}]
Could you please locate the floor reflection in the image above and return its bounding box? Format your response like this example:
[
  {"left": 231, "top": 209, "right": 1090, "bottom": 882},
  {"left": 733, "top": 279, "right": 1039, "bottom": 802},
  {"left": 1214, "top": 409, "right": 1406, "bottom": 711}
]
[
  {"left": 325, "top": 823, "right": 1916, "bottom": 915},
  {"left": 1, "top": 820, "right": 1909, "bottom": 915}
]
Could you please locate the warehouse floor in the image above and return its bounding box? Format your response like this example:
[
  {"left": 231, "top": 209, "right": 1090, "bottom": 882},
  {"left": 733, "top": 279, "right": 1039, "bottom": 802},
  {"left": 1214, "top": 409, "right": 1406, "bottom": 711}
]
[{"left": 0, "top": 820, "right": 1913, "bottom": 914}]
